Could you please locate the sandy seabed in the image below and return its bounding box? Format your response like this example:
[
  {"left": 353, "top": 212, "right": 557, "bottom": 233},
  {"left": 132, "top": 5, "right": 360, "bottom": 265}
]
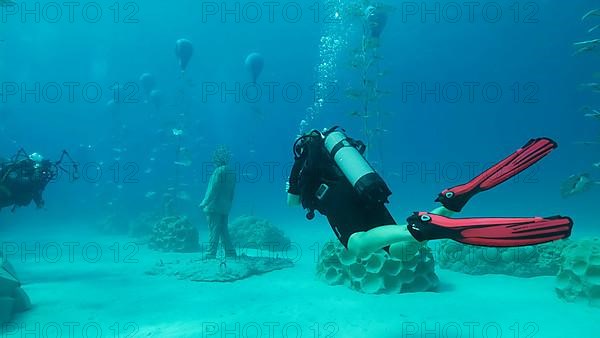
[{"left": 3, "top": 224, "right": 599, "bottom": 338}]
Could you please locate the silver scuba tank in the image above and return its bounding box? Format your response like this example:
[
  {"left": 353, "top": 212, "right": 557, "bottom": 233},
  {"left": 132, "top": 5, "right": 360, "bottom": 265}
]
[{"left": 323, "top": 129, "right": 392, "bottom": 204}]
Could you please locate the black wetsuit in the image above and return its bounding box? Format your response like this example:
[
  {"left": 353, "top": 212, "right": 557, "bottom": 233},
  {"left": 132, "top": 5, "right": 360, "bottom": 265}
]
[
  {"left": 0, "top": 159, "right": 51, "bottom": 211},
  {"left": 288, "top": 133, "right": 395, "bottom": 248}
]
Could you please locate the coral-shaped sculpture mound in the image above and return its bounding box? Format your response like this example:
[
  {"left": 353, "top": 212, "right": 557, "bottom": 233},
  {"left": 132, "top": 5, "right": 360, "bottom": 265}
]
[
  {"left": 316, "top": 240, "right": 438, "bottom": 294},
  {"left": 149, "top": 216, "right": 200, "bottom": 253},
  {"left": 229, "top": 215, "right": 291, "bottom": 250},
  {"left": 555, "top": 238, "right": 600, "bottom": 307},
  {"left": 0, "top": 253, "right": 31, "bottom": 323},
  {"left": 436, "top": 240, "right": 569, "bottom": 277}
]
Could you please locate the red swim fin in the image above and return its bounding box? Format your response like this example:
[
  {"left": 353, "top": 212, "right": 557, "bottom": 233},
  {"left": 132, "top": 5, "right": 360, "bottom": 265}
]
[
  {"left": 437, "top": 138, "right": 557, "bottom": 212},
  {"left": 407, "top": 212, "right": 573, "bottom": 247}
]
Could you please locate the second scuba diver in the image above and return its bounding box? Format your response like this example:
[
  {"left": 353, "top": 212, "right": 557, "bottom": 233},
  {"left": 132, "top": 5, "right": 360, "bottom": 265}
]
[
  {"left": 0, "top": 149, "right": 77, "bottom": 212},
  {"left": 287, "top": 126, "right": 573, "bottom": 258}
]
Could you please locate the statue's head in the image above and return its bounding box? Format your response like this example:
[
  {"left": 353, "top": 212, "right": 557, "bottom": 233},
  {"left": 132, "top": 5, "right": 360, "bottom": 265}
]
[{"left": 212, "top": 145, "right": 231, "bottom": 167}]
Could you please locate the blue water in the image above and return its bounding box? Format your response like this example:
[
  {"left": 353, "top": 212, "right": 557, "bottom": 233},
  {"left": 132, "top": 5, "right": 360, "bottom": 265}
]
[
  {"left": 2, "top": 1, "right": 598, "bottom": 224},
  {"left": 1, "top": 0, "right": 599, "bottom": 336}
]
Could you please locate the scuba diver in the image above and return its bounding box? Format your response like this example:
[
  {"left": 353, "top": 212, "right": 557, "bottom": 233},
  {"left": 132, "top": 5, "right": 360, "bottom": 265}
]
[
  {"left": 287, "top": 127, "right": 573, "bottom": 257},
  {"left": 0, "top": 149, "right": 77, "bottom": 212}
]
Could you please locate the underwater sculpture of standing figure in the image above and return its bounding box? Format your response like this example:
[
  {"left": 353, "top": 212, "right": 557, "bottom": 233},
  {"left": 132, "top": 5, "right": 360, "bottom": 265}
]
[{"left": 199, "top": 146, "right": 237, "bottom": 259}]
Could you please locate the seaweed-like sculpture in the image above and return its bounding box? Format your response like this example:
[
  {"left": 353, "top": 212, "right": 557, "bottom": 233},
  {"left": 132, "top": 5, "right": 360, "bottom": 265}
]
[
  {"left": 316, "top": 240, "right": 438, "bottom": 294},
  {"left": 555, "top": 238, "right": 600, "bottom": 307},
  {"left": 344, "top": 1, "right": 394, "bottom": 164},
  {"left": 149, "top": 216, "right": 200, "bottom": 253}
]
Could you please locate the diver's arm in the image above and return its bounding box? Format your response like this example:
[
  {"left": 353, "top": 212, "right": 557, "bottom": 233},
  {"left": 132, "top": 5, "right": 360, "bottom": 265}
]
[{"left": 347, "top": 206, "right": 454, "bottom": 258}]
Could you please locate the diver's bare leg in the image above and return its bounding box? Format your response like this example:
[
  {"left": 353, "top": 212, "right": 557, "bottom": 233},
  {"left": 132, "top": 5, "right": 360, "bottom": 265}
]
[{"left": 347, "top": 206, "right": 454, "bottom": 259}]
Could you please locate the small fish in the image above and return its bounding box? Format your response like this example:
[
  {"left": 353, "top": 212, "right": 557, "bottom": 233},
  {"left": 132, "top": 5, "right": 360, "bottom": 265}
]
[
  {"left": 584, "top": 109, "right": 600, "bottom": 119},
  {"left": 574, "top": 39, "right": 600, "bottom": 47},
  {"left": 172, "top": 128, "right": 184, "bottom": 136},
  {"left": 345, "top": 88, "right": 364, "bottom": 99},
  {"left": 579, "top": 83, "right": 600, "bottom": 92},
  {"left": 145, "top": 191, "right": 156, "bottom": 198},
  {"left": 174, "top": 160, "right": 192, "bottom": 167},
  {"left": 572, "top": 39, "right": 600, "bottom": 55},
  {"left": 349, "top": 111, "right": 367, "bottom": 118},
  {"left": 582, "top": 9, "right": 600, "bottom": 21},
  {"left": 593, "top": 162, "right": 600, "bottom": 168},
  {"left": 144, "top": 168, "right": 152, "bottom": 174},
  {"left": 372, "top": 128, "right": 389, "bottom": 134},
  {"left": 177, "top": 191, "right": 191, "bottom": 200},
  {"left": 560, "top": 173, "right": 600, "bottom": 198}
]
